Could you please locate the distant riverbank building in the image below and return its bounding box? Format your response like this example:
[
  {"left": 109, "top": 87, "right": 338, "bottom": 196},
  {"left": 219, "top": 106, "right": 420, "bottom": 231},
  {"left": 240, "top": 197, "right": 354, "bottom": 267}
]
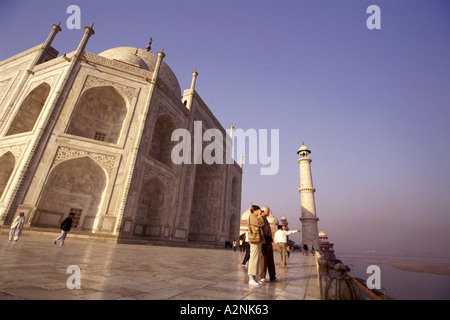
[
  {"left": 318, "top": 231, "right": 336, "bottom": 265},
  {"left": 0, "top": 23, "right": 242, "bottom": 247}
]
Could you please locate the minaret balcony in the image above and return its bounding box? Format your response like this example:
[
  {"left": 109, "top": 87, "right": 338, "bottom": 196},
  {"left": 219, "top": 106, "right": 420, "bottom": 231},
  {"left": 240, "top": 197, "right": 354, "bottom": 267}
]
[{"left": 298, "top": 187, "right": 316, "bottom": 193}]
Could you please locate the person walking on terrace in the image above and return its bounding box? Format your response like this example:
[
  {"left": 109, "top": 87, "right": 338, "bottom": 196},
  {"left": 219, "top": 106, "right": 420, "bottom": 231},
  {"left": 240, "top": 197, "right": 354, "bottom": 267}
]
[
  {"left": 54, "top": 212, "right": 75, "bottom": 246},
  {"left": 274, "top": 225, "right": 300, "bottom": 269},
  {"left": 9, "top": 212, "right": 25, "bottom": 241}
]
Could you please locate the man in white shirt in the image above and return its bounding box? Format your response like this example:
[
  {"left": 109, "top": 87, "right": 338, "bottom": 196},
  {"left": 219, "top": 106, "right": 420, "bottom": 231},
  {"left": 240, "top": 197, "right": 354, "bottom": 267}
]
[{"left": 274, "top": 225, "right": 300, "bottom": 269}]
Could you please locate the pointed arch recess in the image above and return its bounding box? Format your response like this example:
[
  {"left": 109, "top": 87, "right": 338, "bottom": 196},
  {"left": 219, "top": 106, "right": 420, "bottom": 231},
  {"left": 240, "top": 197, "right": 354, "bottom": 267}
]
[
  {"left": 33, "top": 156, "right": 107, "bottom": 230},
  {"left": 67, "top": 86, "right": 127, "bottom": 144},
  {"left": 149, "top": 114, "right": 177, "bottom": 169},
  {"left": 0, "top": 151, "right": 15, "bottom": 200},
  {"left": 6, "top": 82, "right": 51, "bottom": 136}
]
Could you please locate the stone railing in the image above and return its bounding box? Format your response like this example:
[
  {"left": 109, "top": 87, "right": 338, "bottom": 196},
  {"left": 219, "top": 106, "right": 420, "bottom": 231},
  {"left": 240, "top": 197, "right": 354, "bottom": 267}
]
[{"left": 315, "top": 252, "right": 364, "bottom": 300}]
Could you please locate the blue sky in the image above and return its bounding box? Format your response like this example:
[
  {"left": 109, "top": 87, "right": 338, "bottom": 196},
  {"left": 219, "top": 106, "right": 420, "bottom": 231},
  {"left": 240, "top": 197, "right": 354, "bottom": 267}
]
[{"left": 1, "top": 0, "right": 449, "bottom": 257}]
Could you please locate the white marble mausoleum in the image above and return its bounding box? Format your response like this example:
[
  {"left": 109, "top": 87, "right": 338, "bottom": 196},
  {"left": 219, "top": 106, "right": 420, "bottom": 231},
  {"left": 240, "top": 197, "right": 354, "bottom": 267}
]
[{"left": 0, "top": 23, "right": 242, "bottom": 247}]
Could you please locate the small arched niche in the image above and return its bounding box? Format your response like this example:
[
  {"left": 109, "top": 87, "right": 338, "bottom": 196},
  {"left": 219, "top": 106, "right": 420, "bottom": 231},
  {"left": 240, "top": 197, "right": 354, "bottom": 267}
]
[
  {"left": 6, "top": 83, "right": 51, "bottom": 136},
  {"left": 188, "top": 163, "right": 221, "bottom": 241},
  {"left": 136, "top": 177, "right": 166, "bottom": 236},
  {"left": 0, "top": 151, "right": 15, "bottom": 199},
  {"left": 228, "top": 213, "right": 238, "bottom": 241},
  {"left": 149, "top": 114, "right": 177, "bottom": 169},
  {"left": 231, "top": 177, "right": 239, "bottom": 206}
]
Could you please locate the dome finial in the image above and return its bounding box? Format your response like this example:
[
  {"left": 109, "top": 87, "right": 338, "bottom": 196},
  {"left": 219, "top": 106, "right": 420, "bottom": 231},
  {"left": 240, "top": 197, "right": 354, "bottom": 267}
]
[{"left": 146, "top": 37, "right": 152, "bottom": 52}]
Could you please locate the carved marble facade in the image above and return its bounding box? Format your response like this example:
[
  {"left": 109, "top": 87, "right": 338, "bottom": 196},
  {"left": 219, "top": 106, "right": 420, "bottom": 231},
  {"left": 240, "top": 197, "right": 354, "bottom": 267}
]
[{"left": 0, "top": 24, "right": 242, "bottom": 247}]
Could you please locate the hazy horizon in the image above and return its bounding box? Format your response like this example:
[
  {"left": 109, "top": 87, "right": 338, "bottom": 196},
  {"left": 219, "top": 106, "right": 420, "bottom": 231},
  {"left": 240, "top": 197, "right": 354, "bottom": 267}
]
[{"left": 1, "top": 0, "right": 449, "bottom": 257}]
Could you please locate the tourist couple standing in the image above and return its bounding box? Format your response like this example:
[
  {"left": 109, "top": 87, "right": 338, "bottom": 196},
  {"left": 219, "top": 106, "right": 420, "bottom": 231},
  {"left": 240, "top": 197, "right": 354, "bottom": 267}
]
[
  {"left": 247, "top": 205, "right": 301, "bottom": 286},
  {"left": 247, "top": 205, "right": 276, "bottom": 286}
]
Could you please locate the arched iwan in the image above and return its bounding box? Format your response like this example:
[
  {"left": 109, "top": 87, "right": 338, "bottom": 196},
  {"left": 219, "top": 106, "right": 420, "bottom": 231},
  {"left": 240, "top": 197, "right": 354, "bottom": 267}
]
[
  {"left": 33, "top": 156, "right": 107, "bottom": 231},
  {"left": 67, "top": 86, "right": 127, "bottom": 144}
]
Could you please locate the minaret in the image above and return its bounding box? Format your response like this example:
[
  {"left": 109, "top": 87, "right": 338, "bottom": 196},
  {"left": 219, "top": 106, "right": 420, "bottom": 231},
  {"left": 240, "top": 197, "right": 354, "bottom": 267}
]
[
  {"left": 43, "top": 22, "right": 62, "bottom": 49},
  {"left": 184, "top": 69, "right": 198, "bottom": 111},
  {"left": 190, "top": 68, "right": 198, "bottom": 92},
  {"left": 30, "top": 22, "right": 62, "bottom": 68},
  {"left": 297, "top": 144, "right": 320, "bottom": 252},
  {"left": 74, "top": 23, "right": 95, "bottom": 58}
]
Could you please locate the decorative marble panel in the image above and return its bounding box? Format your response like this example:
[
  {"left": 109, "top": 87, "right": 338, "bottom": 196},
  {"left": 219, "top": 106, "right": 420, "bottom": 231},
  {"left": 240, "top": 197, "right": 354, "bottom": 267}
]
[
  {"left": 157, "top": 103, "right": 184, "bottom": 128},
  {"left": 52, "top": 146, "right": 117, "bottom": 176},
  {"left": 0, "top": 78, "right": 12, "bottom": 101},
  {"left": 142, "top": 164, "right": 171, "bottom": 190},
  {"left": 82, "top": 75, "right": 137, "bottom": 102},
  {"left": 28, "top": 74, "right": 58, "bottom": 92},
  {"left": 0, "top": 144, "right": 26, "bottom": 159}
]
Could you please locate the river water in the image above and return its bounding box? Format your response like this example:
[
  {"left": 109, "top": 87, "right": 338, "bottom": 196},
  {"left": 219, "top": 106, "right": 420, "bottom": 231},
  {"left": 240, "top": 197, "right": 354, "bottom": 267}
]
[{"left": 335, "top": 250, "right": 450, "bottom": 300}]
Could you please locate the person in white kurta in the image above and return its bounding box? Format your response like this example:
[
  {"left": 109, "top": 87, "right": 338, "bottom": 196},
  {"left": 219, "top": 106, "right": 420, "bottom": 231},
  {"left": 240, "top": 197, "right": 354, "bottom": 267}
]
[{"left": 9, "top": 212, "right": 25, "bottom": 241}]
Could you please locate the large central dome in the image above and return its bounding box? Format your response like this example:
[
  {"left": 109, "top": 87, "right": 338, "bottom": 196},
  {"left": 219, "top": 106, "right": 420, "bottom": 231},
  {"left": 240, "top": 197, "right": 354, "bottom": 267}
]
[
  {"left": 241, "top": 208, "right": 279, "bottom": 226},
  {"left": 98, "top": 47, "right": 181, "bottom": 97}
]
